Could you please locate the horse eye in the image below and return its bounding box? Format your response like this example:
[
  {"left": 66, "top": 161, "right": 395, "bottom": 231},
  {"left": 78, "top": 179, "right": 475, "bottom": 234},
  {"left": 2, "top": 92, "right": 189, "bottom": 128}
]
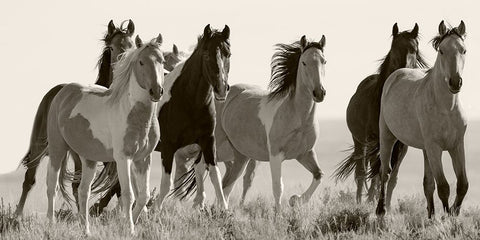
[
  {"left": 439, "top": 50, "right": 444, "bottom": 55},
  {"left": 139, "top": 61, "right": 144, "bottom": 66},
  {"left": 463, "top": 50, "right": 467, "bottom": 54},
  {"left": 302, "top": 61, "right": 306, "bottom": 66}
]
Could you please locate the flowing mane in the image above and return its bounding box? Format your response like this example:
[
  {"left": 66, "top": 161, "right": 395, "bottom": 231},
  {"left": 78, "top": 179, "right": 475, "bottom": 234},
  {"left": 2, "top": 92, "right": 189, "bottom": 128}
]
[
  {"left": 107, "top": 41, "right": 161, "bottom": 105},
  {"left": 268, "top": 41, "right": 323, "bottom": 100}
]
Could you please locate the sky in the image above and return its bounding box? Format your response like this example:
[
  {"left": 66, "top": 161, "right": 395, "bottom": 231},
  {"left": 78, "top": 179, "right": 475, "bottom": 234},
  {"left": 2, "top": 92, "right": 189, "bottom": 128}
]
[{"left": 0, "top": 0, "right": 478, "bottom": 173}]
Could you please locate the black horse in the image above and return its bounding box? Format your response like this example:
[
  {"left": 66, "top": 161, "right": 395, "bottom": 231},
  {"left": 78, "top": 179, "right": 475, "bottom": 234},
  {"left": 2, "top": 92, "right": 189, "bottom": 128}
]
[
  {"left": 333, "top": 23, "right": 428, "bottom": 206},
  {"left": 154, "top": 24, "right": 231, "bottom": 210}
]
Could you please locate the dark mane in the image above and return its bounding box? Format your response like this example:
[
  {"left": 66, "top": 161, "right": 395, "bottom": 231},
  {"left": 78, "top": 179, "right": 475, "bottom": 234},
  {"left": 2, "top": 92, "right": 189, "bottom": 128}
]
[
  {"left": 268, "top": 41, "right": 323, "bottom": 100},
  {"left": 95, "top": 25, "right": 131, "bottom": 88},
  {"left": 431, "top": 27, "right": 465, "bottom": 51}
]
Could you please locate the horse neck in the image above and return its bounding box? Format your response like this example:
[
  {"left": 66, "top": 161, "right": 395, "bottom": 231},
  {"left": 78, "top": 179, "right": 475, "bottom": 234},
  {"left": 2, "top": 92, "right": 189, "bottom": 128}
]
[
  {"left": 375, "top": 53, "right": 401, "bottom": 98},
  {"left": 284, "top": 74, "right": 316, "bottom": 121},
  {"left": 174, "top": 55, "right": 214, "bottom": 108},
  {"left": 427, "top": 57, "right": 460, "bottom": 110}
]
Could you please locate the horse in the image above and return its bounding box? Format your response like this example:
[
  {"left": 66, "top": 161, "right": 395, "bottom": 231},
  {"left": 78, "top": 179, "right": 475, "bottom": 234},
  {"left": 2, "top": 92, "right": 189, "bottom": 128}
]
[
  {"left": 177, "top": 35, "right": 327, "bottom": 209},
  {"left": 375, "top": 21, "right": 467, "bottom": 218},
  {"left": 15, "top": 19, "right": 135, "bottom": 217},
  {"left": 332, "top": 23, "right": 428, "bottom": 205},
  {"left": 46, "top": 36, "right": 164, "bottom": 235},
  {"left": 88, "top": 39, "right": 188, "bottom": 216},
  {"left": 154, "top": 24, "right": 231, "bottom": 210}
]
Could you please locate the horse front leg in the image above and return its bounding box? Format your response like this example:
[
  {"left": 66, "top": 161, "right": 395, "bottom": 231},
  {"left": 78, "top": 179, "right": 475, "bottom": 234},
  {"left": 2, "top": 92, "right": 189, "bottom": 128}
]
[
  {"left": 155, "top": 145, "right": 174, "bottom": 211},
  {"left": 269, "top": 152, "right": 284, "bottom": 211},
  {"left": 132, "top": 155, "right": 151, "bottom": 223},
  {"left": 290, "top": 150, "right": 323, "bottom": 206},
  {"left": 425, "top": 143, "right": 449, "bottom": 214},
  {"left": 448, "top": 140, "right": 468, "bottom": 216},
  {"left": 422, "top": 150, "right": 436, "bottom": 218},
  {"left": 199, "top": 135, "right": 228, "bottom": 209}
]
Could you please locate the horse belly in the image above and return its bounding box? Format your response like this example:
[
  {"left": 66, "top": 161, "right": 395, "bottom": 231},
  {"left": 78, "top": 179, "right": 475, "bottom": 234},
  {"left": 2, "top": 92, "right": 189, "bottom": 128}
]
[{"left": 222, "top": 95, "right": 269, "bottom": 161}]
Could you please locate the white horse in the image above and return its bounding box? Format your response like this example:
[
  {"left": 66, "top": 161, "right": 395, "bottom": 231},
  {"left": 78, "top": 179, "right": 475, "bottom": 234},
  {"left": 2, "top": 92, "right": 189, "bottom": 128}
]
[
  {"left": 46, "top": 35, "right": 164, "bottom": 235},
  {"left": 376, "top": 21, "right": 468, "bottom": 218}
]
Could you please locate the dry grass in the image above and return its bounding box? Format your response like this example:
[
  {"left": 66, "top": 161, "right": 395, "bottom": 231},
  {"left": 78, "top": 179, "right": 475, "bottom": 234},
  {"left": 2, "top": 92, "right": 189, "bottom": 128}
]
[{"left": 1, "top": 190, "right": 480, "bottom": 240}]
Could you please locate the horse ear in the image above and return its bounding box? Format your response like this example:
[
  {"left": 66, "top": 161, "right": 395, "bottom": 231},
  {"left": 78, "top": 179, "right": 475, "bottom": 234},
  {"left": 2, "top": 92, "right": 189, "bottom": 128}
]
[
  {"left": 319, "top": 35, "right": 326, "bottom": 49},
  {"left": 411, "top": 23, "right": 419, "bottom": 38},
  {"left": 135, "top": 35, "right": 143, "bottom": 48},
  {"left": 222, "top": 25, "right": 230, "bottom": 39},
  {"left": 439, "top": 20, "right": 447, "bottom": 35},
  {"left": 156, "top": 33, "right": 163, "bottom": 45},
  {"left": 457, "top": 20, "right": 466, "bottom": 36},
  {"left": 126, "top": 19, "right": 135, "bottom": 36},
  {"left": 108, "top": 20, "right": 115, "bottom": 35},
  {"left": 203, "top": 24, "right": 212, "bottom": 37},
  {"left": 392, "top": 23, "right": 399, "bottom": 36},
  {"left": 300, "top": 35, "right": 307, "bottom": 50},
  {"left": 173, "top": 44, "right": 179, "bottom": 55}
]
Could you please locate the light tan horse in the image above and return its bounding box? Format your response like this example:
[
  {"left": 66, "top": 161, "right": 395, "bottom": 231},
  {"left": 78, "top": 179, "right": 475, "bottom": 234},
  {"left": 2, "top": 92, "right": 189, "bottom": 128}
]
[
  {"left": 376, "top": 21, "right": 467, "bottom": 218},
  {"left": 46, "top": 36, "right": 164, "bottom": 235}
]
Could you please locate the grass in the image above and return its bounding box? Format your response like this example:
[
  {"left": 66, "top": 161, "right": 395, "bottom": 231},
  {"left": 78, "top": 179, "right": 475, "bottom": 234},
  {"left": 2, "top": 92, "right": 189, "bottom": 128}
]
[{"left": 1, "top": 190, "right": 480, "bottom": 240}]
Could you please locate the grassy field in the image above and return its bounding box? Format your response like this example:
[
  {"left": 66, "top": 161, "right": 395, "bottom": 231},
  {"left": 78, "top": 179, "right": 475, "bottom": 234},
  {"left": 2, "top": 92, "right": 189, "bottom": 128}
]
[{"left": 0, "top": 120, "right": 479, "bottom": 239}]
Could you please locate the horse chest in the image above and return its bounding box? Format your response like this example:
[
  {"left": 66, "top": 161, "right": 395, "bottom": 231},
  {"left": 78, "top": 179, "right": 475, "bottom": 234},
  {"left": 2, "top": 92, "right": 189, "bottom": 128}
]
[
  {"left": 123, "top": 102, "right": 159, "bottom": 159},
  {"left": 419, "top": 105, "right": 466, "bottom": 149}
]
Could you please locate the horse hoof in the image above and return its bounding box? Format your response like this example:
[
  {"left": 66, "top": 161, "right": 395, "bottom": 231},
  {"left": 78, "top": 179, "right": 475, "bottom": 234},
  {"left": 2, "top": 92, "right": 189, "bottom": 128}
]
[
  {"left": 375, "top": 205, "right": 386, "bottom": 216},
  {"left": 289, "top": 195, "right": 301, "bottom": 207}
]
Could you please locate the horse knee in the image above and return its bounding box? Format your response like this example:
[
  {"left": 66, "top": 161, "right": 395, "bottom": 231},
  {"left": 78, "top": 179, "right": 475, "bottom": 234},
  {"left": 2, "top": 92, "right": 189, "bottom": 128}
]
[{"left": 437, "top": 184, "right": 450, "bottom": 200}]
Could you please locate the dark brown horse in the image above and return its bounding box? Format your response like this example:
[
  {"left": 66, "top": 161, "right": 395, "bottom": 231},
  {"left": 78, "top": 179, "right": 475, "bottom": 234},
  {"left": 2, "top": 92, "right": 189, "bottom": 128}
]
[
  {"left": 333, "top": 23, "right": 428, "bottom": 206},
  {"left": 15, "top": 19, "right": 135, "bottom": 216}
]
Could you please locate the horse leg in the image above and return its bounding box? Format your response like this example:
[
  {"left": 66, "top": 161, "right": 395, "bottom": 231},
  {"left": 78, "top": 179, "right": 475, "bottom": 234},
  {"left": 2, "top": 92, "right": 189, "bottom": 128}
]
[
  {"left": 241, "top": 159, "right": 257, "bottom": 204},
  {"left": 353, "top": 139, "right": 366, "bottom": 204},
  {"left": 269, "top": 153, "right": 284, "bottom": 211},
  {"left": 422, "top": 150, "right": 436, "bottom": 218},
  {"left": 425, "top": 143, "right": 449, "bottom": 214},
  {"left": 366, "top": 175, "right": 379, "bottom": 203},
  {"left": 132, "top": 155, "right": 151, "bottom": 223},
  {"left": 200, "top": 135, "right": 228, "bottom": 209},
  {"left": 156, "top": 146, "right": 174, "bottom": 210},
  {"left": 448, "top": 140, "right": 468, "bottom": 216},
  {"left": 376, "top": 115, "right": 396, "bottom": 216},
  {"left": 78, "top": 157, "right": 97, "bottom": 236},
  {"left": 70, "top": 151, "right": 81, "bottom": 211},
  {"left": 291, "top": 149, "right": 323, "bottom": 205},
  {"left": 222, "top": 149, "right": 249, "bottom": 203},
  {"left": 16, "top": 164, "right": 39, "bottom": 217},
  {"left": 115, "top": 154, "right": 135, "bottom": 234},
  {"left": 385, "top": 141, "right": 408, "bottom": 210},
  {"left": 193, "top": 157, "right": 207, "bottom": 208}
]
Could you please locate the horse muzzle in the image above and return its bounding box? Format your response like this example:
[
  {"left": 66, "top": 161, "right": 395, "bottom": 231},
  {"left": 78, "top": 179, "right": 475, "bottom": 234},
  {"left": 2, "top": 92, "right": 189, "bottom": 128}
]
[
  {"left": 313, "top": 89, "right": 326, "bottom": 102},
  {"left": 149, "top": 87, "right": 163, "bottom": 102},
  {"left": 448, "top": 77, "right": 462, "bottom": 94},
  {"left": 214, "top": 83, "right": 229, "bottom": 102}
]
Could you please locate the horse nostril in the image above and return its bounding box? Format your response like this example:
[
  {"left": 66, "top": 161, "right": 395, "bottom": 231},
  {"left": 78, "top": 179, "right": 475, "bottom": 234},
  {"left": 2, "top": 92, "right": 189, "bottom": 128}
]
[
  {"left": 149, "top": 89, "right": 154, "bottom": 96},
  {"left": 226, "top": 84, "right": 230, "bottom": 91},
  {"left": 458, "top": 78, "right": 463, "bottom": 88},
  {"left": 160, "top": 88, "right": 164, "bottom": 95}
]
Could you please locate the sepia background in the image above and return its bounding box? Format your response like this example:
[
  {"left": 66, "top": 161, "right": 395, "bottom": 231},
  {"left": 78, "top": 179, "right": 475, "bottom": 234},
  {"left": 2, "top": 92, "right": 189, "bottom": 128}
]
[{"left": 0, "top": 0, "right": 479, "bottom": 212}]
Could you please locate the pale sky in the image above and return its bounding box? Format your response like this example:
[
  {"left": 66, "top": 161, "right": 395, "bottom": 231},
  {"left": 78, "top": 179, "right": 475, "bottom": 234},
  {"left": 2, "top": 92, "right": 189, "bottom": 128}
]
[{"left": 0, "top": 0, "right": 478, "bottom": 173}]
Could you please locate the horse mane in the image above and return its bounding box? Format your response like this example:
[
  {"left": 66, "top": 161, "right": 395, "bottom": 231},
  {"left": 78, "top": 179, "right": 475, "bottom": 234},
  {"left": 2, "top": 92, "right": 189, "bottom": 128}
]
[
  {"left": 107, "top": 41, "right": 161, "bottom": 105},
  {"left": 431, "top": 26, "right": 465, "bottom": 51},
  {"left": 268, "top": 41, "right": 324, "bottom": 100}
]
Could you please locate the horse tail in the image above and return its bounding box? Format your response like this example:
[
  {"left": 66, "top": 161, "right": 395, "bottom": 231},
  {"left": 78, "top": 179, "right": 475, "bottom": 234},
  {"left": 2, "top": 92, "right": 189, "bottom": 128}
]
[
  {"left": 90, "top": 162, "right": 119, "bottom": 198},
  {"left": 332, "top": 145, "right": 359, "bottom": 182},
  {"left": 58, "top": 151, "right": 76, "bottom": 207},
  {"left": 169, "top": 152, "right": 203, "bottom": 200},
  {"left": 18, "top": 84, "right": 66, "bottom": 170}
]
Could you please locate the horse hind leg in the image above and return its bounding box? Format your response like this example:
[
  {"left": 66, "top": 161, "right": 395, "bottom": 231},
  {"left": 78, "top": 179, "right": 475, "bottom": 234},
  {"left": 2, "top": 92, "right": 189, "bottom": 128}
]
[
  {"left": 200, "top": 135, "right": 228, "bottom": 209},
  {"left": 16, "top": 163, "right": 39, "bottom": 217},
  {"left": 353, "top": 139, "right": 366, "bottom": 204},
  {"left": 241, "top": 159, "right": 257, "bottom": 204},
  {"left": 70, "top": 151, "right": 82, "bottom": 211},
  {"left": 132, "top": 155, "right": 151, "bottom": 224},
  {"left": 385, "top": 141, "right": 408, "bottom": 210},
  {"left": 193, "top": 156, "right": 207, "bottom": 208},
  {"left": 221, "top": 149, "right": 249, "bottom": 203},
  {"left": 77, "top": 157, "right": 97, "bottom": 236},
  {"left": 291, "top": 150, "right": 323, "bottom": 206},
  {"left": 448, "top": 140, "right": 468, "bottom": 216}
]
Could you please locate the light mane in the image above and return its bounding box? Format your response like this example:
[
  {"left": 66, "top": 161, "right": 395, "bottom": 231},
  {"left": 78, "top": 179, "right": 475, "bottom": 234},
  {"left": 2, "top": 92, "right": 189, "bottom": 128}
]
[{"left": 107, "top": 41, "right": 160, "bottom": 105}]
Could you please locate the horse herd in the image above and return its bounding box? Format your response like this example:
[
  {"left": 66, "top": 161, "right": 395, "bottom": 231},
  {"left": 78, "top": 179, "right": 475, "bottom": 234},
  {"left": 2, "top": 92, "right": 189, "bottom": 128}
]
[{"left": 12, "top": 19, "right": 468, "bottom": 235}]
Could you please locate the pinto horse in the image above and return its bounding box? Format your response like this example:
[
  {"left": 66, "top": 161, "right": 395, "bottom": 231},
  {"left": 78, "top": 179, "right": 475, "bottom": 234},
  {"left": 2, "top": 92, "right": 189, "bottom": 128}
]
[
  {"left": 15, "top": 19, "right": 135, "bottom": 217},
  {"left": 333, "top": 23, "right": 428, "bottom": 205},
  {"left": 47, "top": 37, "right": 164, "bottom": 235},
  {"left": 375, "top": 21, "right": 468, "bottom": 218},
  {"left": 155, "top": 24, "right": 231, "bottom": 210}
]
